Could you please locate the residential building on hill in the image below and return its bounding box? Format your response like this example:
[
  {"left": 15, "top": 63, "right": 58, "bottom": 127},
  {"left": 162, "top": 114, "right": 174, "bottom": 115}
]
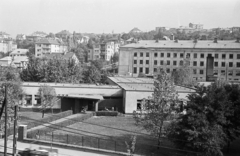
[
  {"left": 189, "top": 23, "right": 203, "bottom": 30},
  {"left": 0, "top": 40, "right": 17, "bottom": 53},
  {"left": 0, "top": 56, "right": 28, "bottom": 69},
  {"left": 26, "top": 31, "right": 48, "bottom": 42},
  {"left": 16, "top": 34, "right": 26, "bottom": 41},
  {"left": 232, "top": 27, "right": 240, "bottom": 32},
  {"left": 10, "top": 49, "right": 28, "bottom": 57},
  {"left": 0, "top": 32, "right": 10, "bottom": 39},
  {"left": 35, "top": 38, "right": 68, "bottom": 57},
  {"left": 118, "top": 38, "right": 240, "bottom": 82},
  {"left": 55, "top": 30, "right": 72, "bottom": 39}
]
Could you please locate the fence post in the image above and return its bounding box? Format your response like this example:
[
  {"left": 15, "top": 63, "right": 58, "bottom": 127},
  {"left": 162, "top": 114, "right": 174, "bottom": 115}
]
[
  {"left": 98, "top": 138, "right": 99, "bottom": 150},
  {"left": 82, "top": 136, "right": 84, "bottom": 146},
  {"left": 66, "top": 134, "right": 68, "bottom": 144}
]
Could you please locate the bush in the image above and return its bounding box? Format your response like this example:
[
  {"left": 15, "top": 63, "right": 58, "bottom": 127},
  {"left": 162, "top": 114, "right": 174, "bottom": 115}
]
[{"left": 96, "top": 111, "right": 118, "bottom": 116}]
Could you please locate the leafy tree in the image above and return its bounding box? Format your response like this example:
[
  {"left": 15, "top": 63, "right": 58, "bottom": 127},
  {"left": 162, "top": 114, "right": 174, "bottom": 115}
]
[
  {"left": 38, "top": 85, "right": 57, "bottom": 118},
  {"left": 0, "top": 66, "right": 23, "bottom": 131},
  {"left": 82, "top": 65, "right": 101, "bottom": 84},
  {"left": 166, "top": 84, "right": 229, "bottom": 156},
  {"left": 171, "top": 58, "right": 196, "bottom": 87},
  {"left": 134, "top": 69, "right": 179, "bottom": 147},
  {"left": 91, "top": 60, "right": 104, "bottom": 71},
  {"left": 112, "top": 52, "right": 119, "bottom": 63},
  {"left": 121, "top": 33, "right": 131, "bottom": 40}
]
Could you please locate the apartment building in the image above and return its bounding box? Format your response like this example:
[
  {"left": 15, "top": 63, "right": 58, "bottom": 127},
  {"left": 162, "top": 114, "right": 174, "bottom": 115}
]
[
  {"left": 88, "top": 43, "right": 101, "bottom": 61},
  {"left": 10, "top": 49, "right": 28, "bottom": 57},
  {"left": 0, "top": 40, "right": 17, "bottom": 53},
  {"left": 35, "top": 38, "right": 68, "bottom": 57},
  {"left": 118, "top": 38, "right": 240, "bottom": 82},
  {"left": 189, "top": 23, "right": 203, "bottom": 30}
]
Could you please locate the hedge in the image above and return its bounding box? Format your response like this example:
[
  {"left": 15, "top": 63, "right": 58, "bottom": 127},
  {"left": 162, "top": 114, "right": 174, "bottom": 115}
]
[
  {"left": 96, "top": 111, "right": 118, "bottom": 116},
  {"left": 22, "top": 110, "right": 73, "bottom": 130},
  {"left": 27, "top": 112, "right": 95, "bottom": 138}
]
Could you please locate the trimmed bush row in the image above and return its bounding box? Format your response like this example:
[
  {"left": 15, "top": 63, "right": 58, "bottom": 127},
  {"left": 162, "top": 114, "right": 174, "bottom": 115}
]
[
  {"left": 27, "top": 112, "right": 95, "bottom": 138},
  {"left": 96, "top": 111, "right": 118, "bottom": 116},
  {"left": 23, "top": 110, "right": 73, "bottom": 130}
]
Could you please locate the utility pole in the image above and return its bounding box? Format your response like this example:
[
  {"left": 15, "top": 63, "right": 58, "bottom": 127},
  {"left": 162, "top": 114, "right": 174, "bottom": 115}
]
[
  {"left": 13, "top": 105, "right": 18, "bottom": 156},
  {"left": 4, "top": 85, "right": 8, "bottom": 156}
]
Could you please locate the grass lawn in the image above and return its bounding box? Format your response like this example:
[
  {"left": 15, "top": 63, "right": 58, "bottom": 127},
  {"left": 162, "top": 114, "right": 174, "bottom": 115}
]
[
  {"left": 18, "top": 112, "right": 53, "bottom": 125},
  {"left": 52, "top": 116, "right": 176, "bottom": 156}
]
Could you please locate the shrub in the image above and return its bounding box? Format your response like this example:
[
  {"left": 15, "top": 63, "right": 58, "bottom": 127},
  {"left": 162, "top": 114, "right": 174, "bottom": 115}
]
[{"left": 96, "top": 111, "right": 118, "bottom": 116}]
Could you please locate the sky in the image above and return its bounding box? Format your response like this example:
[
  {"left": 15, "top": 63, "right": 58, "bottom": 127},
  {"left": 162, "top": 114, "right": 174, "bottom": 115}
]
[{"left": 0, "top": 0, "right": 240, "bottom": 37}]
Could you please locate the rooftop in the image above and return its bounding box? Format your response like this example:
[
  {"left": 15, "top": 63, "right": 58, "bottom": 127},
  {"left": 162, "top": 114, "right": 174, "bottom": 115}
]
[
  {"left": 108, "top": 76, "right": 195, "bottom": 93},
  {"left": 10, "top": 49, "right": 28, "bottom": 55},
  {"left": 36, "top": 38, "right": 60, "bottom": 45},
  {"left": 12, "top": 56, "right": 28, "bottom": 63},
  {"left": 121, "top": 40, "right": 240, "bottom": 49},
  {"left": 56, "top": 30, "right": 72, "bottom": 35}
]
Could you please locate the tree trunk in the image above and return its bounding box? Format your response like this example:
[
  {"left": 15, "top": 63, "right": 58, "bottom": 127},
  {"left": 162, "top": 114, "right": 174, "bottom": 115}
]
[
  {"left": 157, "top": 121, "right": 164, "bottom": 149},
  {"left": 42, "top": 110, "right": 45, "bottom": 118}
]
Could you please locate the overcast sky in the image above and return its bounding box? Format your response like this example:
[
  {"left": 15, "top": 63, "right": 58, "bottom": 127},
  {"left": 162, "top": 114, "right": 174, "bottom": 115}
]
[{"left": 0, "top": 0, "right": 240, "bottom": 37}]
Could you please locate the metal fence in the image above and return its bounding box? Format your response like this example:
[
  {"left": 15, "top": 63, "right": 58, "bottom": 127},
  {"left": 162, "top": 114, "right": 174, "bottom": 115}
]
[{"left": 27, "top": 130, "right": 201, "bottom": 156}]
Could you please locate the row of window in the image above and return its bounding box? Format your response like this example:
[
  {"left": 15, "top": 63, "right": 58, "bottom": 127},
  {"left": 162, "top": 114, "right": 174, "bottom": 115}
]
[
  {"left": 133, "top": 52, "right": 240, "bottom": 59},
  {"left": 134, "top": 60, "right": 187, "bottom": 66}
]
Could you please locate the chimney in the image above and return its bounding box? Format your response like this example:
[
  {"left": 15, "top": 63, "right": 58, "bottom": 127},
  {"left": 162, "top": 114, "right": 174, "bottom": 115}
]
[
  {"left": 214, "top": 37, "right": 218, "bottom": 43},
  {"left": 236, "top": 37, "right": 240, "bottom": 43},
  {"left": 171, "top": 34, "right": 174, "bottom": 41}
]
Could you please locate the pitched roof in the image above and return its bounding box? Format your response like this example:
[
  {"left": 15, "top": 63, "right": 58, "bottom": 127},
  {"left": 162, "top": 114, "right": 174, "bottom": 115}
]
[
  {"left": 121, "top": 40, "right": 240, "bottom": 49},
  {"left": 12, "top": 56, "right": 28, "bottom": 63},
  {"left": 56, "top": 30, "right": 72, "bottom": 35},
  {"left": 35, "top": 38, "right": 60, "bottom": 45},
  {"left": 10, "top": 49, "right": 28, "bottom": 55}
]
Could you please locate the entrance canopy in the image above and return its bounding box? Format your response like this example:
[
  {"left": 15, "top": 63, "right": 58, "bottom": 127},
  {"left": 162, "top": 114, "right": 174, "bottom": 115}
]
[{"left": 61, "top": 94, "right": 104, "bottom": 100}]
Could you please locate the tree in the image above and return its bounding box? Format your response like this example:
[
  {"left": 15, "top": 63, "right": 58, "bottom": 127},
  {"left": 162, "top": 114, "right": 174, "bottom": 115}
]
[
  {"left": 82, "top": 65, "right": 101, "bottom": 83},
  {"left": 112, "top": 52, "right": 119, "bottom": 63},
  {"left": 38, "top": 85, "right": 57, "bottom": 118},
  {"left": 171, "top": 57, "right": 196, "bottom": 87},
  {"left": 133, "top": 69, "right": 179, "bottom": 147},
  {"left": 166, "top": 84, "right": 229, "bottom": 156},
  {"left": 91, "top": 60, "right": 104, "bottom": 71},
  {"left": 0, "top": 66, "right": 23, "bottom": 131}
]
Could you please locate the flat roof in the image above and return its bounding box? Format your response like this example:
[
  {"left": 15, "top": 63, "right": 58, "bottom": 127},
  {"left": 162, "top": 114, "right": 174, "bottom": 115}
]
[
  {"left": 108, "top": 77, "right": 195, "bottom": 93},
  {"left": 121, "top": 40, "right": 240, "bottom": 49},
  {"left": 22, "top": 82, "right": 120, "bottom": 89}
]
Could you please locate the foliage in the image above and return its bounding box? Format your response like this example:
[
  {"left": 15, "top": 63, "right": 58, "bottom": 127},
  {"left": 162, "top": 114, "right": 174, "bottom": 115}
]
[
  {"left": 91, "top": 60, "right": 104, "bottom": 71},
  {"left": 133, "top": 69, "right": 179, "bottom": 147},
  {"left": 0, "top": 66, "right": 23, "bottom": 132},
  {"left": 38, "top": 85, "right": 57, "bottom": 118},
  {"left": 20, "top": 57, "right": 82, "bottom": 83},
  {"left": 166, "top": 83, "right": 240, "bottom": 156},
  {"left": 82, "top": 65, "right": 101, "bottom": 83},
  {"left": 100, "top": 70, "right": 113, "bottom": 84},
  {"left": 17, "top": 40, "right": 35, "bottom": 56},
  {"left": 112, "top": 52, "right": 119, "bottom": 63},
  {"left": 125, "top": 136, "right": 137, "bottom": 156},
  {"left": 171, "top": 58, "right": 196, "bottom": 87}
]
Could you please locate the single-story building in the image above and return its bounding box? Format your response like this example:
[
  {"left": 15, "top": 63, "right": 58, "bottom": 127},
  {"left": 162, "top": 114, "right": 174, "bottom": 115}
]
[{"left": 20, "top": 77, "right": 195, "bottom": 114}]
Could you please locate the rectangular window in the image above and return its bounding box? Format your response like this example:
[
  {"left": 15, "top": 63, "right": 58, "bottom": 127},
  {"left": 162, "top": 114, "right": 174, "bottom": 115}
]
[
  {"left": 134, "top": 60, "right": 137, "bottom": 64},
  {"left": 146, "top": 53, "right": 149, "bottom": 57},
  {"left": 194, "top": 53, "right": 197, "bottom": 58},
  {"left": 215, "top": 54, "right": 218, "bottom": 59},
  {"left": 237, "top": 54, "right": 240, "bottom": 59},
  {"left": 179, "top": 60, "right": 183, "bottom": 66},
  {"left": 213, "top": 70, "right": 218, "bottom": 76},
  {"left": 229, "top": 54, "right": 233, "bottom": 59},
  {"left": 140, "top": 53, "right": 143, "bottom": 57},
  {"left": 140, "top": 60, "right": 143, "bottom": 64},
  {"left": 154, "top": 53, "right": 158, "bottom": 57},
  {"left": 154, "top": 68, "right": 157, "bottom": 72},
  {"left": 237, "top": 62, "right": 240, "bottom": 67},
  {"left": 167, "top": 53, "right": 171, "bottom": 58},
  {"left": 146, "top": 60, "right": 149, "bottom": 64},
  {"left": 228, "top": 70, "right": 233, "bottom": 76},
  {"left": 200, "top": 61, "right": 204, "bottom": 66},
  {"left": 160, "top": 60, "right": 164, "bottom": 65},
  {"left": 174, "top": 53, "right": 177, "bottom": 58},
  {"left": 200, "top": 70, "right": 204, "bottom": 74},
  {"left": 222, "top": 54, "right": 226, "bottom": 59},
  {"left": 186, "top": 53, "right": 190, "bottom": 58},
  {"left": 180, "top": 53, "right": 184, "bottom": 58},
  {"left": 166, "top": 68, "right": 170, "bottom": 73},
  {"left": 221, "top": 70, "right": 225, "bottom": 75},
  {"left": 139, "top": 67, "right": 143, "bottom": 73},
  {"left": 146, "top": 68, "right": 149, "bottom": 74},
  {"left": 215, "top": 62, "right": 218, "bottom": 67},
  {"left": 236, "top": 70, "right": 240, "bottom": 76},
  {"left": 134, "top": 53, "right": 137, "bottom": 57},
  {"left": 134, "top": 67, "right": 137, "bottom": 73},
  {"left": 222, "top": 62, "right": 225, "bottom": 67},
  {"left": 201, "top": 54, "right": 204, "bottom": 58},
  {"left": 161, "top": 53, "right": 164, "bottom": 57},
  {"left": 137, "top": 100, "right": 142, "bottom": 110},
  {"left": 229, "top": 62, "right": 233, "bottom": 67},
  {"left": 173, "top": 61, "right": 177, "bottom": 66},
  {"left": 193, "top": 61, "right": 197, "bottom": 66},
  {"left": 167, "top": 60, "right": 170, "bottom": 65},
  {"left": 154, "top": 60, "right": 157, "bottom": 65}
]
